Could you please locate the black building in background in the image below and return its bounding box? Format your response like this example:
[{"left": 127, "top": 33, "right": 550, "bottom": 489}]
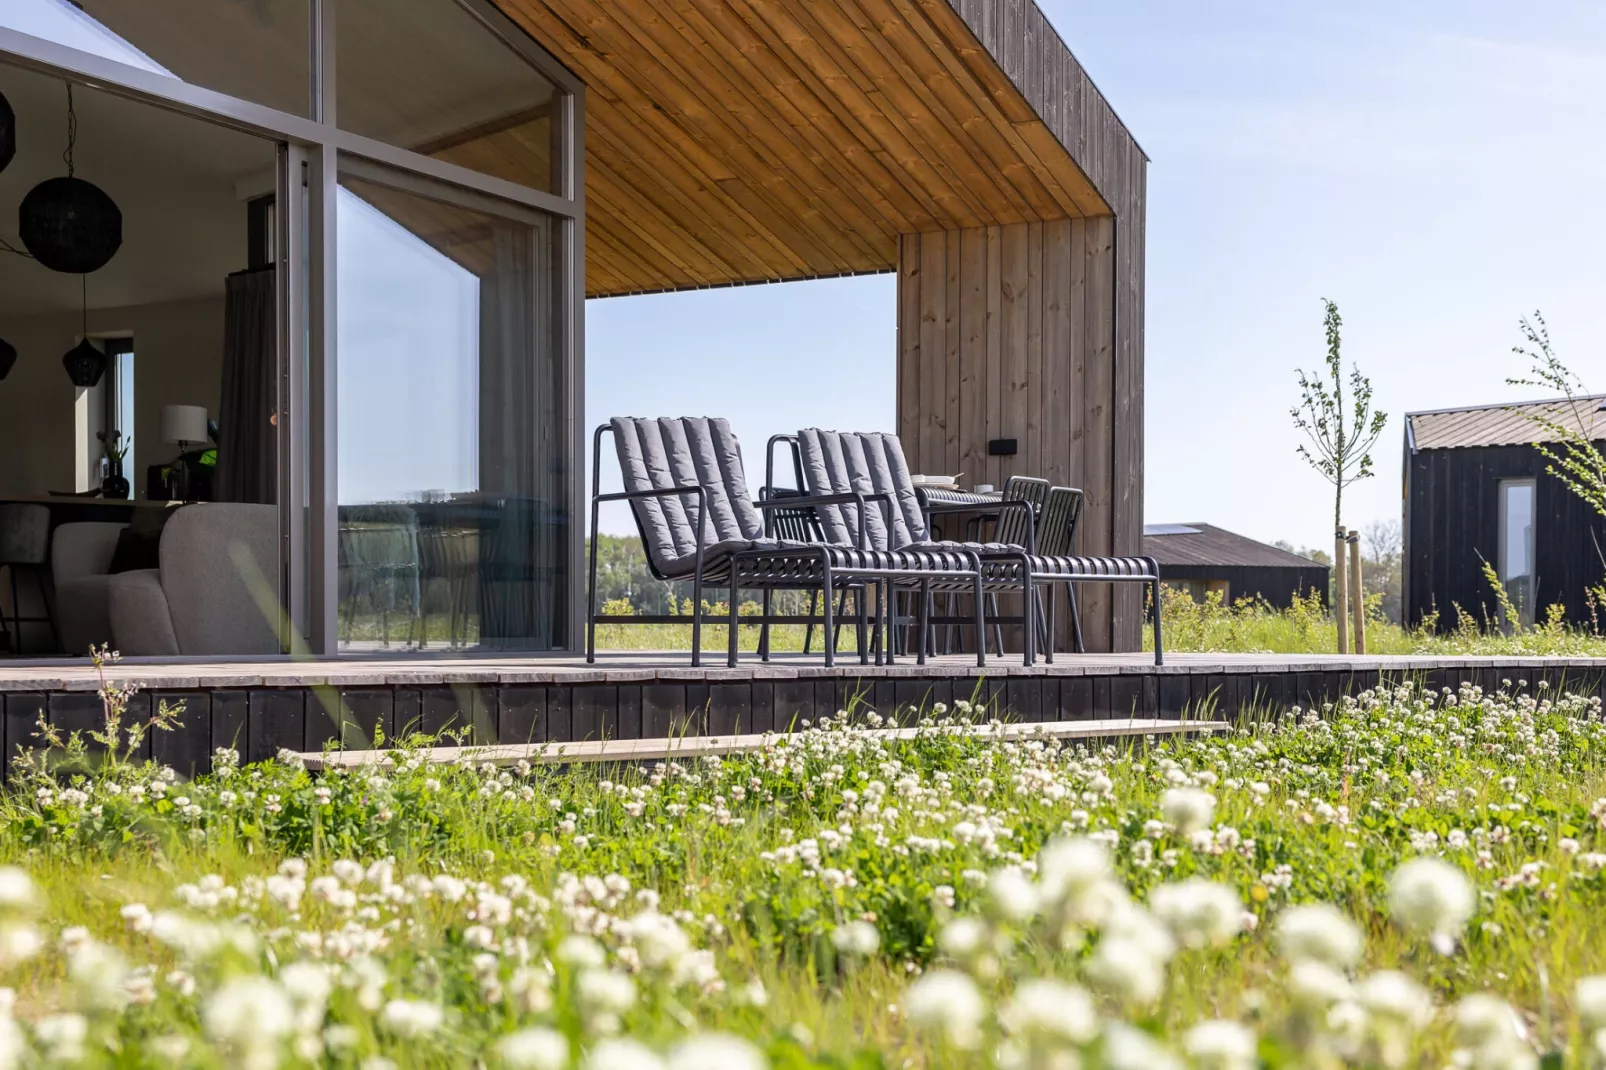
[
  {"left": 1404, "top": 396, "right": 1606, "bottom": 630},
  {"left": 1145, "top": 523, "right": 1329, "bottom": 609}
]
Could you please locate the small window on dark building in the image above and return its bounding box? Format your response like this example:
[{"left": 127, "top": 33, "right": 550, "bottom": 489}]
[{"left": 1498, "top": 479, "right": 1535, "bottom": 626}]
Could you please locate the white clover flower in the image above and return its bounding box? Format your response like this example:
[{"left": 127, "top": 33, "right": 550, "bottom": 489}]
[
  {"left": 0, "top": 925, "right": 40, "bottom": 968},
  {"left": 988, "top": 867, "right": 1040, "bottom": 922},
  {"left": 380, "top": 999, "right": 444, "bottom": 1037},
  {"left": 577, "top": 968, "right": 636, "bottom": 1017},
  {"left": 499, "top": 1026, "right": 569, "bottom": 1070},
  {"left": 33, "top": 1013, "right": 88, "bottom": 1062},
  {"left": 1577, "top": 976, "right": 1606, "bottom": 1031},
  {"left": 0, "top": 869, "right": 34, "bottom": 912},
  {"left": 582, "top": 1038, "right": 665, "bottom": 1070},
  {"left": 904, "top": 969, "right": 985, "bottom": 1049},
  {"left": 558, "top": 935, "right": 606, "bottom": 968},
  {"left": 1161, "top": 787, "right": 1216, "bottom": 834},
  {"left": 205, "top": 976, "right": 295, "bottom": 1052},
  {"left": 1148, "top": 878, "right": 1243, "bottom": 949},
  {"left": 937, "top": 916, "right": 989, "bottom": 959},
  {"left": 67, "top": 941, "right": 130, "bottom": 1009},
  {"left": 1036, "top": 837, "right": 1111, "bottom": 903},
  {"left": 1389, "top": 858, "right": 1475, "bottom": 945},
  {"left": 1001, "top": 979, "right": 1097, "bottom": 1044},
  {"left": 831, "top": 920, "right": 879, "bottom": 957},
  {"left": 1275, "top": 902, "right": 1364, "bottom": 968},
  {"left": 626, "top": 912, "right": 690, "bottom": 970},
  {"left": 1454, "top": 994, "right": 1527, "bottom": 1051},
  {"left": 1103, "top": 1023, "right": 1183, "bottom": 1070},
  {"left": 1183, "top": 1019, "right": 1257, "bottom": 1070},
  {"left": 1287, "top": 961, "right": 1354, "bottom": 1008},
  {"left": 1086, "top": 935, "right": 1167, "bottom": 1005},
  {"left": 1356, "top": 970, "right": 1434, "bottom": 1032},
  {"left": 665, "top": 1034, "right": 764, "bottom": 1070}
]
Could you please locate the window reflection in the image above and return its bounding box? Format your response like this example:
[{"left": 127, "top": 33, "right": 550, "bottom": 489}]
[{"left": 336, "top": 171, "right": 565, "bottom": 651}]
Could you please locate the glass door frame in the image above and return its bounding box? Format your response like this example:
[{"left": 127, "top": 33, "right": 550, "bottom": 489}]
[{"left": 0, "top": 0, "right": 587, "bottom": 657}]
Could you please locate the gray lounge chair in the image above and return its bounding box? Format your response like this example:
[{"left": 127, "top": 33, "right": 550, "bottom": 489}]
[
  {"left": 790, "top": 428, "right": 1164, "bottom": 666},
  {"left": 587, "top": 418, "right": 987, "bottom": 667}
]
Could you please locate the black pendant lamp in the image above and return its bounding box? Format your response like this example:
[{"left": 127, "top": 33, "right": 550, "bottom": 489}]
[
  {"left": 0, "top": 338, "right": 15, "bottom": 381},
  {"left": 19, "top": 85, "right": 121, "bottom": 274},
  {"left": 62, "top": 277, "right": 104, "bottom": 388},
  {"left": 0, "top": 90, "right": 14, "bottom": 174}
]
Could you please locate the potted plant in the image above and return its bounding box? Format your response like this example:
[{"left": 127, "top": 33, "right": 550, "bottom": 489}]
[{"left": 97, "top": 429, "right": 131, "bottom": 499}]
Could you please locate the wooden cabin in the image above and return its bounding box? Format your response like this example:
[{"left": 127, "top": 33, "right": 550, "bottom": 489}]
[
  {"left": 1144, "top": 523, "right": 1329, "bottom": 609},
  {"left": 1405, "top": 397, "right": 1606, "bottom": 629}
]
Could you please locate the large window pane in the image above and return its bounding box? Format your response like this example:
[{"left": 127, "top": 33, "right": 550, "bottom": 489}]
[
  {"left": 2, "top": 0, "right": 310, "bottom": 117},
  {"left": 336, "top": 170, "right": 566, "bottom": 651},
  {"left": 337, "top": 0, "right": 557, "bottom": 192}
]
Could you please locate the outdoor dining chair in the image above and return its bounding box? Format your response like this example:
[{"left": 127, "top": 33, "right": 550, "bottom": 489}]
[
  {"left": 791, "top": 428, "right": 1164, "bottom": 666},
  {"left": 587, "top": 417, "right": 987, "bottom": 668}
]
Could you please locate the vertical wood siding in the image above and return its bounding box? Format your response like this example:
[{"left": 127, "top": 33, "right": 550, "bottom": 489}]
[{"left": 897, "top": 217, "right": 1138, "bottom": 651}]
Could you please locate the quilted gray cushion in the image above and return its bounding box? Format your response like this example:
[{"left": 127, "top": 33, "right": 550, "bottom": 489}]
[
  {"left": 795, "top": 429, "right": 928, "bottom": 550},
  {"left": 611, "top": 417, "right": 765, "bottom": 577}
]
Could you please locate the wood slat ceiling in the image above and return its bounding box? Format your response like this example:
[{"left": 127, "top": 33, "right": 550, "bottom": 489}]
[{"left": 490, "top": 0, "right": 1111, "bottom": 296}]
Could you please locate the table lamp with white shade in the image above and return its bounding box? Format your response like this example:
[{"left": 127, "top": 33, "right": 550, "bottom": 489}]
[{"left": 160, "top": 404, "right": 209, "bottom": 500}]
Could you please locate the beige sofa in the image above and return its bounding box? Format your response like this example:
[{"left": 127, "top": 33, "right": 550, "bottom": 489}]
[{"left": 105, "top": 503, "right": 281, "bottom": 657}]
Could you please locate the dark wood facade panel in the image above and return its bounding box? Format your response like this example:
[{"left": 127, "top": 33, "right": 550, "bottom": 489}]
[{"left": 1406, "top": 443, "right": 1606, "bottom": 629}]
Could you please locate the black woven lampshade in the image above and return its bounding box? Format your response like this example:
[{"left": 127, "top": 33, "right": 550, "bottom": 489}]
[
  {"left": 0, "top": 338, "right": 15, "bottom": 381},
  {"left": 0, "top": 92, "right": 13, "bottom": 174},
  {"left": 19, "top": 176, "right": 122, "bottom": 274},
  {"left": 62, "top": 338, "right": 105, "bottom": 388}
]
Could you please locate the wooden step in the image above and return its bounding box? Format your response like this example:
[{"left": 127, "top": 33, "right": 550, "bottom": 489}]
[{"left": 297, "top": 718, "right": 1230, "bottom": 771}]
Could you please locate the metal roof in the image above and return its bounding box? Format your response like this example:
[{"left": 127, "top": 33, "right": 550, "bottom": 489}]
[
  {"left": 1142, "top": 524, "right": 1328, "bottom": 571},
  {"left": 1407, "top": 395, "right": 1606, "bottom": 452}
]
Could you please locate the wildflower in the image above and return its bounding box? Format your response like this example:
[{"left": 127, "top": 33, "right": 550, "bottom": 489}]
[
  {"left": 1001, "top": 979, "right": 1097, "bottom": 1044},
  {"left": 1275, "top": 902, "right": 1364, "bottom": 968},
  {"left": 1161, "top": 787, "right": 1216, "bottom": 834},
  {"left": 1389, "top": 858, "right": 1475, "bottom": 949},
  {"left": 904, "top": 969, "right": 985, "bottom": 1049},
  {"left": 1183, "top": 1019, "right": 1257, "bottom": 1070},
  {"left": 0, "top": 870, "right": 34, "bottom": 911},
  {"left": 582, "top": 1038, "right": 665, "bottom": 1070},
  {"left": 1148, "top": 878, "right": 1244, "bottom": 949},
  {"left": 988, "top": 867, "right": 1039, "bottom": 921},
  {"left": 1102, "top": 1023, "right": 1183, "bottom": 1070},
  {"left": 831, "top": 920, "right": 879, "bottom": 957},
  {"left": 499, "top": 1026, "right": 569, "bottom": 1070},
  {"left": 576, "top": 968, "right": 636, "bottom": 1031},
  {"left": 380, "top": 999, "right": 444, "bottom": 1037},
  {"left": 1454, "top": 993, "right": 1532, "bottom": 1069},
  {"left": 204, "top": 976, "right": 295, "bottom": 1060},
  {"left": 33, "top": 1013, "right": 88, "bottom": 1062},
  {"left": 1577, "top": 976, "right": 1606, "bottom": 1031},
  {"left": 626, "top": 912, "right": 690, "bottom": 970},
  {"left": 665, "top": 1035, "right": 764, "bottom": 1070}
]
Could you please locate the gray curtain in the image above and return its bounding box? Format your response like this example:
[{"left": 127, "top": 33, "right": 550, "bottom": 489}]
[
  {"left": 477, "top": 218, "right": 563, "bottom": 649},
  {"left": 218, "top": 267, "right": 277, "bottom": 504}
]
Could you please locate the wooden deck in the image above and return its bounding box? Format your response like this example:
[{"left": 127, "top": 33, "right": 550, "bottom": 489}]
[
  {"left": 1, "top": 651, "right": 1602, "bottom": 780},
  {"left": 298, "top": 717, "right": 1232, "bottom": 771}
]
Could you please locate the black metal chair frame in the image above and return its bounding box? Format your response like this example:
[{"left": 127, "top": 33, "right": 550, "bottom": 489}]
[
  {"left": 586, "top": 423, "right": 987, "bottom": 669},
  {"left": 775, "top": 432, "right": 1164, "bottom": 667}
]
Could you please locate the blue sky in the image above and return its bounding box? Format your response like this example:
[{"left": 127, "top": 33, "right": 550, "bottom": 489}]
[{"left": 589, "top": 0, "right": 1606, "bottom": 546}]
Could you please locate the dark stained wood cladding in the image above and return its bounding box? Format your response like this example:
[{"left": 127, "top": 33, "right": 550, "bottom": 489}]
[
  {"left": 1405, "top": 444, "right": 1606, "bottom": 630},
  {"left": 490, "top": 0, "right": 1126, "bottom": 295},
  {"left": 898, "top": 217, "right": 1143, "bottom": 653}
]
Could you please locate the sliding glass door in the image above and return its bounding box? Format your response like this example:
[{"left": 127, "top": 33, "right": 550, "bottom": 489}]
[{"left": 335, "top": 167, "right": 567, "bottom": 651}]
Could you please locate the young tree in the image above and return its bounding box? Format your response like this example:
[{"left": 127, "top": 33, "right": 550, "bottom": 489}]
[
  {"left": 1508, "top": 313, "right": 1606, "bottom": 519},
  {"left": 1291, "top": 299, "right": 1388, "bottom": 651},
  {"left": 1291, "top": 299, "right": 1390, "bottom": 537}
]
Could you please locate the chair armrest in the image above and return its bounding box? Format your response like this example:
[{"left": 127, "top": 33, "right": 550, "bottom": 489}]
[
  {"left": 921, "top": 498, "right": 1037, "bottom": 554},
  {"left": 106, "top": 569, "right": 181, "bottom": 657},
  {"left": 593, "top": 484, "right": 714, "bottom": 575},
  {"left": 756, "top": 491, "right": 892, "bottom": 549}
]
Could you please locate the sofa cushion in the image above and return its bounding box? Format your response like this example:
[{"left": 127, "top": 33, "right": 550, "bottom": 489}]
[
  {"left": 106, "top": 569, "right": 181, "bottom": 657},
  {"left": 108, "top": 505, "right": 183, "bottom": 574}
]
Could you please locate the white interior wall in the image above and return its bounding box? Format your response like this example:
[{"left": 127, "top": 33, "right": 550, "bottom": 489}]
[{"left": 0, "top": 295, "right": 225, "bottom": 499}]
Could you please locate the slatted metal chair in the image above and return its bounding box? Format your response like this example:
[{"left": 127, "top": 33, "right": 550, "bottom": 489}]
[
  {"left": 1038, "top": 486, "right": 1087, "bottom": 653},
  {"left": 587, "top": 418, "right": 987, "bottom": 668},
  {"left": 793, "top": 428, "right": 1163, "bottom": 666}
]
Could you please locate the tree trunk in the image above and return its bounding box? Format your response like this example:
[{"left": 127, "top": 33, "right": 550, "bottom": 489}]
[{"left": 1334, "top": 526, "right": 1349, "bottom": 655}]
